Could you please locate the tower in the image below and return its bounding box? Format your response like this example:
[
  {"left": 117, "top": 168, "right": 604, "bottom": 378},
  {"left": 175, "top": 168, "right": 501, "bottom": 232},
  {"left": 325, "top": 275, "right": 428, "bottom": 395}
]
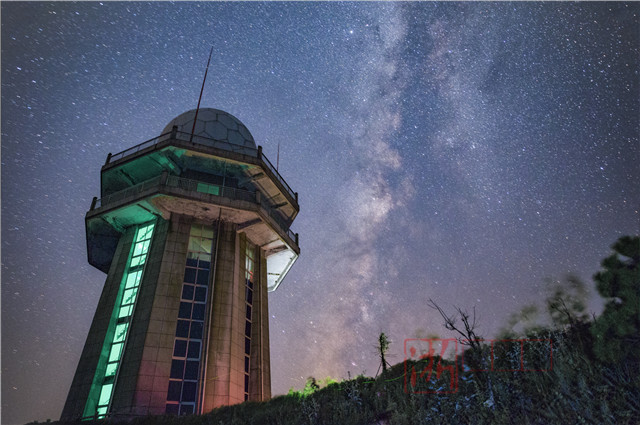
[{"left": 61, "top": 108, "right": 299, "bottom": 420}]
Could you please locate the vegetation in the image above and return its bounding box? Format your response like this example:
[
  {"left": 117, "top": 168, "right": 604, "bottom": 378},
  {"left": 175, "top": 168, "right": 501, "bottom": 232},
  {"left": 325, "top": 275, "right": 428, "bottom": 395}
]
[{"left": 38, "top": 236, "right": 639, "bottom": 425}]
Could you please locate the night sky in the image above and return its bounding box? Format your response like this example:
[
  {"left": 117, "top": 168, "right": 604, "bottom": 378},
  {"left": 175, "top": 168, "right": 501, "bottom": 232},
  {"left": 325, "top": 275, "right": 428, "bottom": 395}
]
[{"left": 1, "top": 2, "right": 638, "bottom": 424}]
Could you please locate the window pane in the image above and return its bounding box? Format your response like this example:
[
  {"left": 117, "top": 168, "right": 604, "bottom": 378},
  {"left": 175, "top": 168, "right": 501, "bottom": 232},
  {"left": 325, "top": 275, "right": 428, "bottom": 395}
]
[
  {"left": 105, "top": 362, "right": 117, "bottom": 377},
  {"left": 196, "top": 269, "right": 209, "bottom": 285},
  {"left": 245, "top": 305, "right": 252, "bottom": 321},
  {"left": 113, "top": 323, "right": 129, "bottom": 343},
  {"left": 245, "top": 337, "right": 251, "bottom": 356},
  {"left": 109, "top": 342, "right": 124, "bottom": 363},
  {"left": 167, "top": 381, "right": 182, "bottom": 401},
  {"left": 189, "top": 322, "right": 203, "bottom": 339},
  {"left": 245, "top": 322, "right": 251, "bottom": 338},
  {"left": 244, "top": 374, "right": 249, "bottom": 392},
  {"left": 130, "top": 255, "right": 143, "bottom": 267},
  {"left": 187, "top": 341, "right": 201, "bottom": 359},
  {"left": 246, "top": 288, "right": 253, "bottom": 304},
  {"left": 183, "top": 268, "right": 197, "bottom": 283},
  {"left": 185, "top": 360, "right": 199, "bottom": 380},
  {"left": 179, "top": 403, "right": 194, "bottom": 415},
  {"left": 125, "top": 271, "right": 141, "bottom": 288},
  {"left": 186, "top": 256, "right": 198, "bottom": 267},
  {"left": 194, "top": 287, "right": 207, "bottom": 302},
  {"left": 173, "top": 340, "right": 187, "bottom": 357},
  {"left": 118, "top": 304, "right": 133, "bottom": 319},
  {"left": 244, "top": 356, "right": 249, "bottom": 373},
  {"left": 165, "top": 403, "right": 179, "bottom": 415},
  {"left": 181, "top": 382, "right": 197, "bottom": 402},
  {"left": 192, "top": 304, "right": 205, "bottom": 321},
  {"left": 98, "top": 383, "right": 113, "bottom": 406},
  {"left": 198, "top": 257, "right": 211, "bottom": 268},
  {"left": 170, "top": 359, "right": 185, "bottom": 379},
  {"left": 178, "top": 302, "right": 192, "bottom": 319},
  {"left": 176, "top": 320, "right": 190, "bottom": 338},
  {"left": 181, "top": 285, "right": 194, "bottom": 301},
  {"left": 122, "top": 287, "right": 138, "bottom": 305}
]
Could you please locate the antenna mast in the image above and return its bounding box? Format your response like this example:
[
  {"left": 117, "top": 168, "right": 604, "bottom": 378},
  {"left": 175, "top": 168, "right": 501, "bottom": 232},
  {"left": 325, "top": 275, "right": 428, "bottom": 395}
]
[{"left": 190, "top": 46, "right": 214, "bottom": 143}]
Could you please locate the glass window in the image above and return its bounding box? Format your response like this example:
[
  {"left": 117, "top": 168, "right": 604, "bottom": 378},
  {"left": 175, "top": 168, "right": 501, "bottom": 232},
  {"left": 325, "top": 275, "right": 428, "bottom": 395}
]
[
  {"left": 189, "top": 322, "right": 203, "bottom": 339},
  {"left": 170, "top": 359, "right": 185, "bottom": 379},
  {"left": 176, "top": 320, "right": 190, "bottom": 338},
  {"left": 194, "top": 287, "right": 207, "bottom": 302},
  {"left": 246, "top": 305, "right": 252, "bottom": 321},
  {"left": 181, "top": 382, "right": 197, "bottom": 402},
  {"left": 187, "top": 341, "right": 201, "bottom": 359},
  {"left": 196, "top": 269, "right": 209, "bottom": 285},
  {"left": 173, "top": 340, "right": 187, "bottom": 357},
  {"left": 181, "top": 285, "right": 195, "bottom": 301},
  {"left": 244, "top": 357, "right": 250, "bottom": 373},
  {"left": 165, "top": 404, "right": 179, "bottom": 415},
  {"left": 245, "top": 337, "right": 251, "bottom": 356},
  {"left": 122, "top": 287, "right": 138, "bottom": 305},
  {"left": 105, "top": 362, "right": 117, "bottom": 377},
  {"left": 184, "top": 360, "right": 199, "bottom": 380},
  {"left": 192, "top": 304, "right": 205, "bottom": 321},
  {"left": 178, "top": 302, "right": 192, "bottom": 319},
  {"left": 113, "top": 323, "right": 129, "bottom": 343},
  {"left": 98, "top": 383, "right": 113, "bottom": 406},
  {"left": 109, "top": 342, "right": 124, "bottom": 363},
  {"left": 183, "top": 268, "right": 197, "bottom": 283},
  {"left": 167, "top": 381, "right": 182, "bottom": 402}
]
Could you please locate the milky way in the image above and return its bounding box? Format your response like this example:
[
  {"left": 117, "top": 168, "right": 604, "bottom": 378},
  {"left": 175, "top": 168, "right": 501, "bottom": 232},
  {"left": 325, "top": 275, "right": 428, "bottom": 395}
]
[{"left": 1, "top": 3, "right": 638, "bottom": 424}]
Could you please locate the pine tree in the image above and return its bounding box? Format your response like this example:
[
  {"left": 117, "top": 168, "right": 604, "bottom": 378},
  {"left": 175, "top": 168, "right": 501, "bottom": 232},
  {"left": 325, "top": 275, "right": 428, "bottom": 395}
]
[{"left": 591, "top": 235, "right": 640, "bottom": 362}]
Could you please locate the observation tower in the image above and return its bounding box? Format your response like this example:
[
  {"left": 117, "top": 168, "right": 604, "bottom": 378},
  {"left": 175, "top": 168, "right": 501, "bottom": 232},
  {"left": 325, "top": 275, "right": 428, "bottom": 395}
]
[{"left": 61, "top": 108, "right": 299, "bottom": 419}]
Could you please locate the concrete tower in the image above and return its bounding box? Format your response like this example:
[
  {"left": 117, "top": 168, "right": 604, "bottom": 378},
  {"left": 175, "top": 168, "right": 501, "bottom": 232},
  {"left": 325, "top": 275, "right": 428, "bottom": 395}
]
[{"left": 61, "top": 108, "right": 299, "bottom": 420}]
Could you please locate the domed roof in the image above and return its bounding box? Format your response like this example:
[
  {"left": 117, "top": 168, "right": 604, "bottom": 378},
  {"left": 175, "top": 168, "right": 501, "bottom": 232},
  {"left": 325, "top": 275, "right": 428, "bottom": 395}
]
[{"left": 162, "top": 108, "right": 256, "bottom": 150}]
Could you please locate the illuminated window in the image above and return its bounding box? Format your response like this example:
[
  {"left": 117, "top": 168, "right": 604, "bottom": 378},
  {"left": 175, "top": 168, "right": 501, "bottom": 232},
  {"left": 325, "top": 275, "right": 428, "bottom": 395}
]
[
  {"left": 166, "top": 224, "right": 214, "bottom": 415},
  {"left": 83, "top": 222, "right": 155, "bottom": 420}
]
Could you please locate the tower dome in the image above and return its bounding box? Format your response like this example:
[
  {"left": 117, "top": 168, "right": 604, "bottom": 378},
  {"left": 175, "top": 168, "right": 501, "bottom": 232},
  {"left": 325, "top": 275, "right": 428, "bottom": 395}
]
[{"left": 162, "top": 108, "right": 256, "bottom": 150}]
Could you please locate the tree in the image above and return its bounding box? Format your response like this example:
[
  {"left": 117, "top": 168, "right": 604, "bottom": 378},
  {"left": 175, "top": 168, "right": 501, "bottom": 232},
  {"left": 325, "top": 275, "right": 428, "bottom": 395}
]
[
  {"left": 591, "top": 235, "right": 640, "bottom": 362},
  {"left": 545, "top": 274, "right": 589, "bottom": 328},
  {"left": 376, "top": 332, "right": 391, "bottom": 375},
  {"left": 427, "top": 299, "right": 495, "bottom": 409}
]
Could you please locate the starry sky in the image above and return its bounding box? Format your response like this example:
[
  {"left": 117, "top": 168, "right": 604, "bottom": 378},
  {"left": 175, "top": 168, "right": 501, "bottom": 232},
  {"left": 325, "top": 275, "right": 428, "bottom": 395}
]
[{"left": 1, "top": 2, "right": 638, "bottom": 424}]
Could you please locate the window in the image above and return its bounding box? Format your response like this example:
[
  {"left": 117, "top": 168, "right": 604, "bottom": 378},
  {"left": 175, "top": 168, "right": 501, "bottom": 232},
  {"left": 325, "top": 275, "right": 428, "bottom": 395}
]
[
  {"left": 243, "top": 242, "right": 256, "bottom": 401},
  {"left": 166, "top": 224, "right": 214, "bottom": 415},
  {"left": 83, "top": 222, "right": 155, "bottom": 420}
]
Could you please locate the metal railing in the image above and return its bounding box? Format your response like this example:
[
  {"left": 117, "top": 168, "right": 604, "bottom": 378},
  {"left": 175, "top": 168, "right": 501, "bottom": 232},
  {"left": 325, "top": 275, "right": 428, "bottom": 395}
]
[
  {"left": 91, "top": 174, "right": 298, "bottom": 245},
  {"left": 104, "top": 130, "right": 298, "bottom": 205},
  {"left": 93, "top": 175, "right": 162, "bottom": 209}
]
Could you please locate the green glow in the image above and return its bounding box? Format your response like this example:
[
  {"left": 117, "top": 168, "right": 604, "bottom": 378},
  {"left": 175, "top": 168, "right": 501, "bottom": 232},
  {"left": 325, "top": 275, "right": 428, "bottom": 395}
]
[
  {"left": 125, "top": 271, "right": 141, "bottom": 289},
  {"left": 197, "top": 182, "right": 220, "bottom": 196},
  {"left": 113, "top": 323, "right": 128, "bottom": 343},
  {"left": 83, "top": 221, "right": 155, "bottom": 419},
  {"left": 98, "top": 383, "right": 113, "bottom": 406},
  {"left": 108, "top": 342, "right": 123, "bottom": 363},
  {"left": 105, "top": 363, "right": 117, "bottom": 377},
  {"left": 118, "top": 304, "right": 133, "bottom": 319}
]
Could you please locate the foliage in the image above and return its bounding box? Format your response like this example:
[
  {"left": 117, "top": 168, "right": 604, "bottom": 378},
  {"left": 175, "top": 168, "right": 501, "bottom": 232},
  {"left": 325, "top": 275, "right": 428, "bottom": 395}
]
[{"left": 590, "top": 235, "right": 640, "bottom": 363}]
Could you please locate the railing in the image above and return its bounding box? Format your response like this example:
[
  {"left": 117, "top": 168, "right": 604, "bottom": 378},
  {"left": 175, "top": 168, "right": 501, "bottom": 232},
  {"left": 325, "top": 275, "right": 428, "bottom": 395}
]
[
  {"left": 104, "top": 130, "right": 298, "bottom": 205},
  {"left": 91, "top": 174, "right": 298, "bottom": 246},
  {"left": 93, "top": 175, "right": 162, "bottom": 209}
]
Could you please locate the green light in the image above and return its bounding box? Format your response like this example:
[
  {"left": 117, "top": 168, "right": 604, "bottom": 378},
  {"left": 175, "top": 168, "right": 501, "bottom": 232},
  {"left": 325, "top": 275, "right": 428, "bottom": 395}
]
[{"left": 83, "top": 221, "right": 156, "bottom": 419}]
